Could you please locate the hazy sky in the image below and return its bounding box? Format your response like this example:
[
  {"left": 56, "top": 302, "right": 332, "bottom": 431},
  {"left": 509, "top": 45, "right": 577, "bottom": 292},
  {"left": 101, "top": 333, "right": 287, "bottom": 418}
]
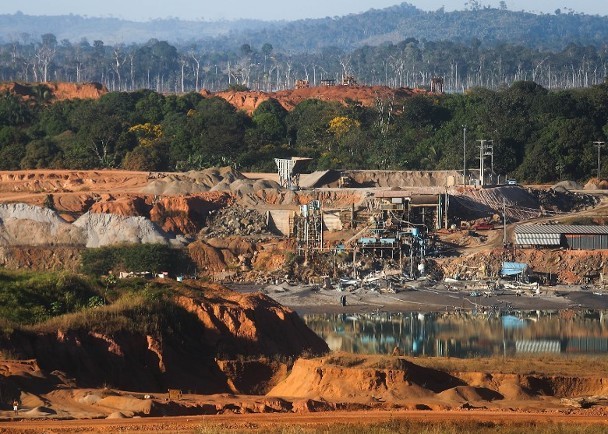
[{"left": 1, "top": 0, "right": 606, "bottom": 21}]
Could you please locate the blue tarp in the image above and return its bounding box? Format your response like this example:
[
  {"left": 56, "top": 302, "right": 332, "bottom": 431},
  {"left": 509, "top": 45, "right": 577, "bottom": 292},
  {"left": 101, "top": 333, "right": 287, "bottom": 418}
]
[{"left": 501, "top": 262, "right": 528, "bottom": 276}]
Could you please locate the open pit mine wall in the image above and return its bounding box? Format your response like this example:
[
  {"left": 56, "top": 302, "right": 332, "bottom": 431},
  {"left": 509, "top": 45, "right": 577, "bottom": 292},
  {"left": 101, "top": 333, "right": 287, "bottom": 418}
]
[{"left": 0, "top": 293, "right": 328, "bottom": 393}]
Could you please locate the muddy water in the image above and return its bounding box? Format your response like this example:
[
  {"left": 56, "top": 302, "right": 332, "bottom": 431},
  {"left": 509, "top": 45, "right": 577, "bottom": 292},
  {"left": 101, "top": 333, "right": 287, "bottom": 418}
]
[{"left": 303, "top": 310, "right": 608, "bottom": 357}]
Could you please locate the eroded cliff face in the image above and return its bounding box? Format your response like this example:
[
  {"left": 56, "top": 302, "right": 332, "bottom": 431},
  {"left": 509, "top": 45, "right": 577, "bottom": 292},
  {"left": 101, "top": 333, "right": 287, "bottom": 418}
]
[
  {"left": 1, "top": 288, "right": 328, "bottom": 394},
  {"left": 175, "top": 291, "right": 328, "bottom": 357}
]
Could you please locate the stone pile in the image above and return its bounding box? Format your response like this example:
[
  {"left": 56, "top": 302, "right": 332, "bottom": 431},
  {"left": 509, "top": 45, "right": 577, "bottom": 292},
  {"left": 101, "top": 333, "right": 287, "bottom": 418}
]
[{"left": 200, "top": 206, "right": 270, "bottom": 238}]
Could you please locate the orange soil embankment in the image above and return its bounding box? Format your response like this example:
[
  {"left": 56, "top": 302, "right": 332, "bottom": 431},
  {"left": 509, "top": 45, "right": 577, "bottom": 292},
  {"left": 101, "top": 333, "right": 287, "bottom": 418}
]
[
  {"left": 214, "top": 85, "right": 429, "bottom": 114},
  {"left": 0, "top": 81, "right": 107, "bottom": 101},
  {"left": 268, "top": 354, "right": 608, "bottom": 412},
  {"left": 0, "top": 284, "right": 328, "bottom": 396}
]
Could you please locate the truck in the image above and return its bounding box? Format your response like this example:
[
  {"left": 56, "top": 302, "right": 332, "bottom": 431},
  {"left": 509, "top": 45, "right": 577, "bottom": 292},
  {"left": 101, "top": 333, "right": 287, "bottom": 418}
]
[{"left": 472, "top": 221, "right": 494, "bottom": 231}]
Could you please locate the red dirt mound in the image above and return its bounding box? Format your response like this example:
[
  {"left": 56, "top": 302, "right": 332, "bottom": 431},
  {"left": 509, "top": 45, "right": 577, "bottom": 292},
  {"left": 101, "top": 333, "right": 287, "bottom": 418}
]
[
  {"left": 0, "top": 82, "right": 107, "bottom": 101},
  {"left": 150, "top": 193, "right": 234, "bottom": 234},
  {"left": 267, "top": 356, "right": 453, "bottom": 402},
  {"left": 88, "top": 192, "right": 234, "bottom": 235},
  {"left": 89, "top": 195, "right": 152, "bottom": 217},
  {"left": 213, "top": 85, "right": 429, "bottom": 114}
]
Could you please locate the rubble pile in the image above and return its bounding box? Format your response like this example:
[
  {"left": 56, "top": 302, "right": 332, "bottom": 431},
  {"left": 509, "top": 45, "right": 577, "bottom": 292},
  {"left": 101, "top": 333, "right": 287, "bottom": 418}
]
[
  {"left": 436, "top": 248, "right": 608, "bottom": 285},
  {"left": 200, "top": 206, "right": 271, "bottom": 238},
  {"left": 530, "top": 187, "right": 598, "bottom": 213}
]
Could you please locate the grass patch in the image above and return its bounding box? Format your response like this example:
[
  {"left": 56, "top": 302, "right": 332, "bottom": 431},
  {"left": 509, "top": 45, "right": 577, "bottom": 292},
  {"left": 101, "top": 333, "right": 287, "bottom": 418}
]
[
  {"left": 0, "top": 269, "right": 181, "bottom": 335},
  {"left": 0, "top": 269, "right": 100, "bottom": 325},
  {"left": 193, "top": 420, "right": 608, "bottom": 434},
  {"left": 30, "top": 285, "right": 192, "bottom": 339}
]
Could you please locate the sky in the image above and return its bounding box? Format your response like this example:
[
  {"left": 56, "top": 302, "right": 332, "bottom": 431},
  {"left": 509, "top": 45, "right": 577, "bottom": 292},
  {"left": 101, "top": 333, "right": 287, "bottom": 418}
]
[{"left": 0, "top": 0, "right": 606, "bottom": 21}]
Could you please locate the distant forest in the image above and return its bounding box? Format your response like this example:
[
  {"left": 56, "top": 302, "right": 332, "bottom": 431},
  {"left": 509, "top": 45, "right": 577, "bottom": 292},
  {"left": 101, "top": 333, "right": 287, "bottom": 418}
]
[
  {"left": 0, "top": 4, "right": 607, "bottom": 93},
  {"left": 1, "top": 81, "right": 607, "bottom": 183}
]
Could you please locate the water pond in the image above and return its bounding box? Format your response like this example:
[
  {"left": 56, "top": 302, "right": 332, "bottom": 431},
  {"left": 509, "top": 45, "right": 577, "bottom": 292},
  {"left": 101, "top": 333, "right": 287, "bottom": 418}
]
[{"left": 303, "top": 310, "right": 608, "bottom": 358}]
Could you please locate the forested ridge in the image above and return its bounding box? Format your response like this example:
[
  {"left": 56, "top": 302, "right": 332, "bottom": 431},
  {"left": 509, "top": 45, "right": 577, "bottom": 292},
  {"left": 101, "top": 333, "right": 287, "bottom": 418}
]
[{"left": 1, "top": 80, "right": 607, "bottom": 183}]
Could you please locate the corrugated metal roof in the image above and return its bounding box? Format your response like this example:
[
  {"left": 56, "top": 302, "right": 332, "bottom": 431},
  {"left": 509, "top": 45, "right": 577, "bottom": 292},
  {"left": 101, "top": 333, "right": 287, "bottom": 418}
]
[
  {"left": 515, "top": 233, "right": 561, "bottom": 246},
  {"left": 515, "top": 225, "right": 608, "bottom": 235}
]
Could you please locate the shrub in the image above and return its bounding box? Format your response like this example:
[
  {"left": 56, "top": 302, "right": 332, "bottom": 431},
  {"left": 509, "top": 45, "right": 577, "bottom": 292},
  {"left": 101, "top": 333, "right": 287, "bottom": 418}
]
[
  {"left": 0, "top": 270, "right": 99, "bottom": 325},
  {"left": 81, "top": 244, "right": 194, "bottom": 276}
]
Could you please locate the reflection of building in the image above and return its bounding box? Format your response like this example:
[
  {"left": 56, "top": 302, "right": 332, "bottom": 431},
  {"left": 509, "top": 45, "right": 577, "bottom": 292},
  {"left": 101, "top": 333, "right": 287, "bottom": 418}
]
[
  {"left": 515, "top": 340, "right": 560, "bottom": 353},
  {"left": 303, "top": 310, "right": 608, "bottom": 358},
  {"left": 565, "top": 337, "right": 608, "bottom": 353}
]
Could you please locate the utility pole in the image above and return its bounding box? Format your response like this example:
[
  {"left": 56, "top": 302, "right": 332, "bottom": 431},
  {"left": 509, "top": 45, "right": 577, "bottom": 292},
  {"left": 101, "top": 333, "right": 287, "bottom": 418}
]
[
  {"left": 462, "top": 125, "right": 467, "bottom": 185},
  {"left": 593, "top": 141, "right": 605, "bottom": 177},
  {"left": 477, "top": 139, "right": 494, "bottom": 186},
  {"left": 503, "top": 198, "right": 507, "bottom": 247}
]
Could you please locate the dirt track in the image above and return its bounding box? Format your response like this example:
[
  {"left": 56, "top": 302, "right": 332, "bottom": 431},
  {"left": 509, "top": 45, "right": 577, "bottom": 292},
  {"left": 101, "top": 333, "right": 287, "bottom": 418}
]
[{"left": 1, "top": 409, "right": 607, "bottom": 433}]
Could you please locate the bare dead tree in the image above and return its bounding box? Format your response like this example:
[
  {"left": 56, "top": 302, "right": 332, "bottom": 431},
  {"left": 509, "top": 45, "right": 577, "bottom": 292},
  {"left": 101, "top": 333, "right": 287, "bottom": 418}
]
[
  {"left": 112, "top": 44, "right": 126, "bottom": 91},
  {"left": 190, "top": 51, "right": 201, "bottom": 91}
]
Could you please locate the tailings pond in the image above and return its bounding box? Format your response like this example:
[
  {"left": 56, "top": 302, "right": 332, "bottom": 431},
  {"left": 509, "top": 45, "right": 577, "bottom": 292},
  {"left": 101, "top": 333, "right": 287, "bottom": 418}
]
[{"left": 303, "top": 310, "right": 608, "bottom": 358}]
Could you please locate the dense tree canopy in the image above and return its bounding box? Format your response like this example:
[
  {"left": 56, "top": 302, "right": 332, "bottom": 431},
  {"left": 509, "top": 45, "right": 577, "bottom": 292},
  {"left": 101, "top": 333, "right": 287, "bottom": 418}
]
[{"left": 1, "top": 80, "right": 608, "bottom": 182}]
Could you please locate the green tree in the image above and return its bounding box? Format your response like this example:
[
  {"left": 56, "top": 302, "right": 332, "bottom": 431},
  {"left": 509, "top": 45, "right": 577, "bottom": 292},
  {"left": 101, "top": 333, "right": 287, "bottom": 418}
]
[{"left": 20, "top": 138, "right": 61, "bottom": 169}]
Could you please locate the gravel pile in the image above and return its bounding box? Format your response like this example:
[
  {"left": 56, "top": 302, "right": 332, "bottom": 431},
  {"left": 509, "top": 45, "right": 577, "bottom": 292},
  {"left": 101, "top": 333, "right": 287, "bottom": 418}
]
[{"left": 142, "top": 167, "right": 249, "bottom": 195}]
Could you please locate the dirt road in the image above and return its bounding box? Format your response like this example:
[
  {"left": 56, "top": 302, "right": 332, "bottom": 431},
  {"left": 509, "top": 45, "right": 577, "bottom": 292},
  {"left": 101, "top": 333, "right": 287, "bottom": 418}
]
[{"left": 1, "top": 409, "right": 607, "bottom": 433}]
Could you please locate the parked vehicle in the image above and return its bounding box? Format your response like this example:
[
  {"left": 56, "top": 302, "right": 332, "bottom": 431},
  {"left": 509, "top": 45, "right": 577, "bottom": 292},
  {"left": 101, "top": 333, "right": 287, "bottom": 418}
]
[
  {"left": 507, "top": 179, "right": 517, "bottom": 185},
  {"left": 473, "top": 222, "right": 494, "bottom": 231}
]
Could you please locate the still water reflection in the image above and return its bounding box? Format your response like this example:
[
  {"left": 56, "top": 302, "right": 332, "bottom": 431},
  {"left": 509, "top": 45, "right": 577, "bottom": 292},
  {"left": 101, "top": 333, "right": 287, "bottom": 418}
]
[{"left": 303, "top": 310, "right": 608, "bottom": 358}]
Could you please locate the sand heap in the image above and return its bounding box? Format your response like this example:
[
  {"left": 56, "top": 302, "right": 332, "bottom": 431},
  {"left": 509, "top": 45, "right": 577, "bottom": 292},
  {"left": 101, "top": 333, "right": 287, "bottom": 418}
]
[
  {"left": 0, "top": 203, "right": 179, "bottom": 248},
  {"left": 73, "top": 212, "right": 172, "bottom": 248},
  {"left": 141, "top": 167, "right": 284, "bottom": 207}
]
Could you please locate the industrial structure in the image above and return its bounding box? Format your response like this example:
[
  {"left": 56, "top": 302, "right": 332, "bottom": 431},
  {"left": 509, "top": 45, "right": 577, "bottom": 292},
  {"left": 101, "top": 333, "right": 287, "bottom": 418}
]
[
  {"left": 274, "top": 157, "right": 313, "bottom": 190},
  {"left": 515, "top": 225, "right": 608, "bottom": 250},
  {"left": 294, "top": 200, "right": 323, "bottom": 259}
]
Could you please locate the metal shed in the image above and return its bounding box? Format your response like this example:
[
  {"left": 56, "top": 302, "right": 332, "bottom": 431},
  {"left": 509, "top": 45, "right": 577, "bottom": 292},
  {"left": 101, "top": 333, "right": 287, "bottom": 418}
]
[{"left": 515, "top": 225, "right": 608, "bottom": 250}]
